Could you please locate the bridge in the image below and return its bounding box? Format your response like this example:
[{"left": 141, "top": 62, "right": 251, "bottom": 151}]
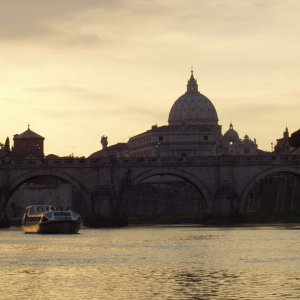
[{"left": 0, "top": 155, "right": 300, "bottom": 217}]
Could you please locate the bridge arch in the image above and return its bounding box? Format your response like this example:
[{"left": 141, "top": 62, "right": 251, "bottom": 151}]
[
  {"left": 131, "top": 167, "right": 213, "bottom": 212},
  {"left": 239, "top": 166, "right": 300, "bottom": 212},
  {"left": 4, "top": 169, "right": 91, "bottom": 215}
]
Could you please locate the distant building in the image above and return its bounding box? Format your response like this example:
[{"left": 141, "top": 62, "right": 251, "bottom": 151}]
[
  {"left": 90, "top": 71, "right": 263, "bottom": 158},
  {"left": 274, "top": 127, "right": 291, "bottom": 155},
  {"left": 274, "top": 127, "right": 300, "bottom": 155},
  {"left": 223, "top": 123, "right": 259, "bottom": 155},
  {"left": 89, "top": 142, "right": 127, "bottom": 159},
  {"left": 11, "top": 125, "right": 45, "bottom": 159},
  {"left": 126, "top": 71, "right": 222, "bottom": 157}
]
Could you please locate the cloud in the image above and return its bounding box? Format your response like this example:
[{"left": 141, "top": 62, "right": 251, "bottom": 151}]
[
  {"left": 225, "top": 100, "right": 299, "bottom": 113},
  {"left": 35, "top": 102, "right": 165, "bottom": 121},
  {"left": 24, "top": 84, "right": 90, "bottom": 93},
  {"left": 0, "top": 0, "right": 298, "bottom": 61},
  {"left": 23, "top": 84, "right": 120, "bottom": 103},
  {"left": 63, "top": 33, "right": 107, "bottom": 47},
  {"left": 0, "top": 0, "right": 123, "bottom": 42},
  {"left": 22, "top": 83, "right": 166, "bottom": 122}
]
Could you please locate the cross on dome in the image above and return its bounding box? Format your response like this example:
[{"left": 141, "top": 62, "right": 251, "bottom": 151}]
[{"left": 187, "top": 70, "right": 198, "bottom": 94}]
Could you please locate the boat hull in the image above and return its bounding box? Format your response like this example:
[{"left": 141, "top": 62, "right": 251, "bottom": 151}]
[{"left": 23, "top": 220, "right": 81, "bottom": 234}]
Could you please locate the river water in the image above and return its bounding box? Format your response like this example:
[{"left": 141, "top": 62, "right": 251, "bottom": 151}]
[{"left": 1, "top": 226, "right": 300, "bottom": 299}]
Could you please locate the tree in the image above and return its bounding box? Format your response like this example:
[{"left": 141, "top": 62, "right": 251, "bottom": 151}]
[
  {"left": 4, "top": 137, "right": 10, "bottom": 151},
  {"left": 289, "top": 129, "right": 300, "bottom": 148}
]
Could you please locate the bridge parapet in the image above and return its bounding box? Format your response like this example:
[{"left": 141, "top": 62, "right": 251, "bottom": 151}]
[
  {"left": 217, "top": 155, "right": 300, "bottom": 166},
  {"left": 0, "top": 155, "right": 299, "bottom": 169}
]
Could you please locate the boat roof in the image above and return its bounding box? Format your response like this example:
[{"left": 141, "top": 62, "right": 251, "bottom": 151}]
[
  {"left": 26, "top": 205, "right": 54, "bottom": 210},
  {"left": 26, "top": 205, "right": 54, "bottom": 215},
  {"left": 25, "top": 205, "right": 76, "bottom": 215}
]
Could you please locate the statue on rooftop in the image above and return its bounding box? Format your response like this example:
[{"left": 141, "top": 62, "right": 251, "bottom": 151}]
[{"left": 101, "top": 135, "right": 108, "bottom": 150}]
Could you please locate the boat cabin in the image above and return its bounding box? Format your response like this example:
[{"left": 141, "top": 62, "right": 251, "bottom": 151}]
[{"left": 26, "top": 205, "right": 54, "bottom": 216}]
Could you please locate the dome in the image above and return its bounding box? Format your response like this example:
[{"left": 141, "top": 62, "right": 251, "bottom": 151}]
[
  {"left": 168, "top": 72, "right": 218, "bottom": 125},
  {"left": 224, "top": 123, "right": 239, "bottom": 142}
]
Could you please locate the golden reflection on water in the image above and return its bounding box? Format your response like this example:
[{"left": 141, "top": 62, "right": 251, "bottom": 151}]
[{"left": 0, "top": 226, "right": 300, "bottom": 299}]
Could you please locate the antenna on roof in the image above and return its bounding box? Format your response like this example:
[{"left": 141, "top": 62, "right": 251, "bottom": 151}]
[{"left": 28, "top": 123, "right": 30, "bottom": 130}]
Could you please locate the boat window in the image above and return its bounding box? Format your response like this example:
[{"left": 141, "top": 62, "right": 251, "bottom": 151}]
[
  {"left": 53, "top": 211, "right": 71, "bottom": 217},
  {"left": 29, "top": 207, "right": 36, "bottom": 214}
]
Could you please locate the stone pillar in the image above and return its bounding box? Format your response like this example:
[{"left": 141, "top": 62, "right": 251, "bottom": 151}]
[
  {"left": 215, "top": 166, "right": 238, "bottom": 215},
  {"left": 0, "top": 185, "right": 10, "bottom": 227}
]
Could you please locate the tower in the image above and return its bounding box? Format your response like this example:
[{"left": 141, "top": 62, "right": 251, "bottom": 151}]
[{"left": 11, "top": 125, "right": 45, "bottom": 159}]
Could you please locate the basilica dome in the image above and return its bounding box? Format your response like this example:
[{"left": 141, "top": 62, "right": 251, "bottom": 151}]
[
  {"left": 168, "top": 72, "right": 218, "bottom": 125},
  {"left": 224, "top": 123, "right": 239, "bottom": 142}
]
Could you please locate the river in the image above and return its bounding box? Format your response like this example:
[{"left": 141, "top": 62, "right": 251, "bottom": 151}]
[{"left": 0, "top": 226, "right": 300, "bottom": 299}]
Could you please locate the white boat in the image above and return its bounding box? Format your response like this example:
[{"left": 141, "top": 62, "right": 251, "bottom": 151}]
[{"left": 22, "top": 205, "right": 81, "bottom": 234}]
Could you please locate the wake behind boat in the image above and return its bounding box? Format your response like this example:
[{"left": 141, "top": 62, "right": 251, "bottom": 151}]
[{"left": 22, "top": 205, "right": 81, "bottom": 234}]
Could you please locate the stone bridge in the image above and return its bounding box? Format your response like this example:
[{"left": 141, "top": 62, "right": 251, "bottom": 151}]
[{"left": 0, "top": 155, "right": 299, "bottom": 216}]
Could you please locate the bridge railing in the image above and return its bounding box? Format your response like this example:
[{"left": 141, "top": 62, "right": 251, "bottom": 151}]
[{"left": 0, "top": 155, "right": 300, "bottom": 168}]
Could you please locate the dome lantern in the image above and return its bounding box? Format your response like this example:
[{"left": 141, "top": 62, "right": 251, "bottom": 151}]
[{"left": 187, "top": 70, "right": 199, "bottom": 94}]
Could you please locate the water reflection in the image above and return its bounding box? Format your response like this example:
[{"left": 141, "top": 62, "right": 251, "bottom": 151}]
[
  {"left": 174, "top": 269, "right": 242, "bottom": 299},
  {"left": 0, "top": 226, "right": 300, "bottom": 299}
]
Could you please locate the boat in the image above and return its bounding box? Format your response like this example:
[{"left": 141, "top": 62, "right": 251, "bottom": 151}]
[{"left": 22, "top": 205, "right": 81, "bottom": 234}]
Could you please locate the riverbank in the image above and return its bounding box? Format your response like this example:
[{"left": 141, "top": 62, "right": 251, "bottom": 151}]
[{"left": 128, "top": 212, "right": 300, "bottom": 226}]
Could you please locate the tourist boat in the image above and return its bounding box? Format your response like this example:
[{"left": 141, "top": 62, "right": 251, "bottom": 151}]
[{"left": 22, "top": 205, "right": 81, "bottom": 234}]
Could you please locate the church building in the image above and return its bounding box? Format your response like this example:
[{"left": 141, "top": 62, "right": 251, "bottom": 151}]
[
  {"left": 11, "top": 125, "right": 45, "bottom": 159},
  {"left": 90, "top": 71, "right": 260, "bottom": 158}
]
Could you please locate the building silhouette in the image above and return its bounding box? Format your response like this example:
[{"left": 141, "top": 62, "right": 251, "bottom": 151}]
[
  {"left": 11, "top": 125, "right": 44, "bottom": 159},
  {"left": 90, "top": 71, "right": 261, "bottom": 158}
]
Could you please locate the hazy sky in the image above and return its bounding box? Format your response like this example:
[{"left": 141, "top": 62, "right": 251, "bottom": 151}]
[{"left": 0, "top": 0, "right": 299, "bottom": 156}]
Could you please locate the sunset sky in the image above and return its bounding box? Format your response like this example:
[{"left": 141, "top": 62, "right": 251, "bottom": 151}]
[{"left": 0, "top": 0, "right": 299, "bottom": 157}]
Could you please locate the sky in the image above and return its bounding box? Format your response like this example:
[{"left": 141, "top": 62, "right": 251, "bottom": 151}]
[{"left": 0, "top": 0, "right": 299, "bottom": 157}]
